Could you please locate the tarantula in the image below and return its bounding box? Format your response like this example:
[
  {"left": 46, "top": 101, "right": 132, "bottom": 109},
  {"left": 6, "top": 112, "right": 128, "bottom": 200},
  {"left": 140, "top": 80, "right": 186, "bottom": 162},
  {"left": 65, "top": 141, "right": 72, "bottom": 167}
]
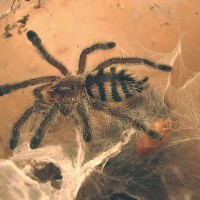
[{"left": 0, "top": 30, "right": 172, "bottom": 149}]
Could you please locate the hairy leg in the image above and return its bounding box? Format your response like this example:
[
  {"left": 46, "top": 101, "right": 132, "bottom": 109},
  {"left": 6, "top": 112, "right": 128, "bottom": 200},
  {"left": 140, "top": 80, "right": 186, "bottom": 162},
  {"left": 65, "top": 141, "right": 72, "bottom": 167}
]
[
  {"left": 76, "top": 103, "right": 92, "bottom": 142},
  {"left": 33, "top": 83, "right": 52, "bottom": 100},
  {"left": 77, "top": 42, "right": 116, "bottom": 75},
  {"left": 30, "top": 104, "right": 57, "bottom": 149},
  {"left": 10, "top": 107, "right": 34, "bottom": 149},
  {"left": 95, "top": 57, "right": 172, "bottom": 72},
  {"left": 0, "top": 76, "right": 60, "bottom": 96},
  {"left": 27, "top": 30, "right": 68, "bottom": 76},
  {"left": 91, "top": 101, "right": 162, "bottom": 141}
]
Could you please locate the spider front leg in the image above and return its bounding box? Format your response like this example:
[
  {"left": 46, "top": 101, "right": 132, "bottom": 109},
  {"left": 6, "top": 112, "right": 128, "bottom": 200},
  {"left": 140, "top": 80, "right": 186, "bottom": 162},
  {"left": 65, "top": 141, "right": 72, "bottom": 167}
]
[
  {"left": 77, "top": 42, "right": 116, "bottom": 75},
  {"left": 30, "top": 104, "right": 58, "bottom": 149},
  {"left": 10, "top": 107, "right": 34, "bottom": 149},
  {"left": 0, "top": 76, "right": 60, "bottom": 96},
  {"left": 27, "top": 30, "right": 68, "bottom": 76},
  {"left": 76, "top": 103, "right": 92, "bottom": 142}
]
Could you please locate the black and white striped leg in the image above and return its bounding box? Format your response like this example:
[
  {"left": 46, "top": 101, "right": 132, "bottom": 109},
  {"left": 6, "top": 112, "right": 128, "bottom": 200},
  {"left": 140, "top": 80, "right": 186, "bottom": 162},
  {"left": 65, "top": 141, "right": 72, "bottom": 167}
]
[{"left": 76, "top": 103, "right": 92, "bottom": 142}]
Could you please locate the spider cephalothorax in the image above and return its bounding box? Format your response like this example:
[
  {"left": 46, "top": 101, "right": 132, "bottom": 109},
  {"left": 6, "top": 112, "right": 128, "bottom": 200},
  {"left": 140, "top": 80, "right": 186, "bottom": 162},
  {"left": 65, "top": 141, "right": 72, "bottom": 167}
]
[
  {"left": 0, "top": 30, "right": 172, "bottom": 149},
  {"left": 46, "top": 75, "right": 86, "bottom": 103}
]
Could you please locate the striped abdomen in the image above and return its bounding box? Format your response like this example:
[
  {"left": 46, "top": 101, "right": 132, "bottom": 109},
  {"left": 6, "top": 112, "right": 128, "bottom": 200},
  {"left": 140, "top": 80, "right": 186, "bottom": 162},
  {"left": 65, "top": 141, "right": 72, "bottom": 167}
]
[{"left": 85, "top": 67, "right": 148, "bottom": 102}]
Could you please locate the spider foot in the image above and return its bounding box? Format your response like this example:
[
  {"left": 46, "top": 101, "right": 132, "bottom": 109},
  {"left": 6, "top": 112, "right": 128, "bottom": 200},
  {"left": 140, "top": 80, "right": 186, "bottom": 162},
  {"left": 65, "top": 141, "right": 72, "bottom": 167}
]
[
  {"left": 0, "top": 84, "right": 12, "bottom": 96},
  {"left": 27, "top": 30, "right": 41, "bottom": 45},
  {"left": 9, "top": 138, "right": 18, "bottom": 150},
  {"left": 158, "top": 64, "right": 172, "bottom": 72},
  {"left": 102, "top": 42, "right": 116, "bottom": 49},
  {"left": 147, "top": 130, "right": 163, "bottom": 141},
  {"left": 30, "top": 135, "right": 42, "bottom": 149},
  {"left": 83, "top": 130, "right": 91, "bottom": 142}
]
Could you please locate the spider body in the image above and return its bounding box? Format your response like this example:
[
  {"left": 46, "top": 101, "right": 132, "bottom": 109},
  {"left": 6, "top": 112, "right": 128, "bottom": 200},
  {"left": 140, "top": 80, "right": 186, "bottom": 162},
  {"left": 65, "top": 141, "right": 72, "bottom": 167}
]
[{"left": 0, "top": 30, "right": 172, "bottom": 149}]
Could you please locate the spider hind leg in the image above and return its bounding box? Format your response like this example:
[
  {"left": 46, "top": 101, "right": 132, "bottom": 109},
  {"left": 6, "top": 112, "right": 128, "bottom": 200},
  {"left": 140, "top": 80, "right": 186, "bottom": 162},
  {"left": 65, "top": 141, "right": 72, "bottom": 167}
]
[{"left": 91, "top": 102, "right": 163, "bottom": 141}]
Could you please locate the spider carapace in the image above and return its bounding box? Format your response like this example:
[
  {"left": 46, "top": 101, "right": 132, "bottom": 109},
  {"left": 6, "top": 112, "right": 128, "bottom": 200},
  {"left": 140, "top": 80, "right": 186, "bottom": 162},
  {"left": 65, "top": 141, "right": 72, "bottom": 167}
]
[{"left": 0, "top": 30, "right": 172, "bottom": 149}]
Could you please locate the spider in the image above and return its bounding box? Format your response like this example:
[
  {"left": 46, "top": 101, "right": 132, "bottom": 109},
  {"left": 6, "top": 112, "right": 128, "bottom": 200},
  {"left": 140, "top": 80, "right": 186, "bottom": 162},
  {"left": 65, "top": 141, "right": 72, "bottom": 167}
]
[{"left": 0, "top": 30, "right": 172, "bottom": 149}]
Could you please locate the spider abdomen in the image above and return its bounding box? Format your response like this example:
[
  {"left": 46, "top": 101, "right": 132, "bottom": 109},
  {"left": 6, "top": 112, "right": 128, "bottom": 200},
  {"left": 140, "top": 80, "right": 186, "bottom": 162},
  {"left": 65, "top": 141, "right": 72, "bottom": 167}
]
[{"left": 85, "top": 66, "right": 148, "bottom": 102}]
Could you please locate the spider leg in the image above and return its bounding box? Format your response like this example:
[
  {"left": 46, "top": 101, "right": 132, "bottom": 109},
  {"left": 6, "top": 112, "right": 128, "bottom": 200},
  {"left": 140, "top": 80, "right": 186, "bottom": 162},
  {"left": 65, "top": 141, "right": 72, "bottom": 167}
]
[
  {"left": 91, "top": 102, "right": 162, "bottom": 141},
  {"left": 76, "top": 103, "right": 92, "bottom": 142},
  {"left": 30, "top": 104, "right": 57, "bottom": 149},
  {"left": 95, "top": 57, "right": 172, "bottom": 72},
  {"left": 10, "top": 106, "right": 34, "bottom": 149},
  {"left": 33, "top": 83, "right": 52, "bottom": 100},
  {"left": 0, "top": 76, "right": 60, "bottom": 96},
  {"left": 77, "top": 42, "right": 116, "bottom": 75},
  {"left": 27, "top": 30, "right": 68, "bottom": 76}
]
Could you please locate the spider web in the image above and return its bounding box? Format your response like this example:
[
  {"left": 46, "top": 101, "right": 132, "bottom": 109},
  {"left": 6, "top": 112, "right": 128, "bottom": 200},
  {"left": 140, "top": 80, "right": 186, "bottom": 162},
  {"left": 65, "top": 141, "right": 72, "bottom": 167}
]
[{"left": 0, "top": 0, "right": 200, "bottom": 200}]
